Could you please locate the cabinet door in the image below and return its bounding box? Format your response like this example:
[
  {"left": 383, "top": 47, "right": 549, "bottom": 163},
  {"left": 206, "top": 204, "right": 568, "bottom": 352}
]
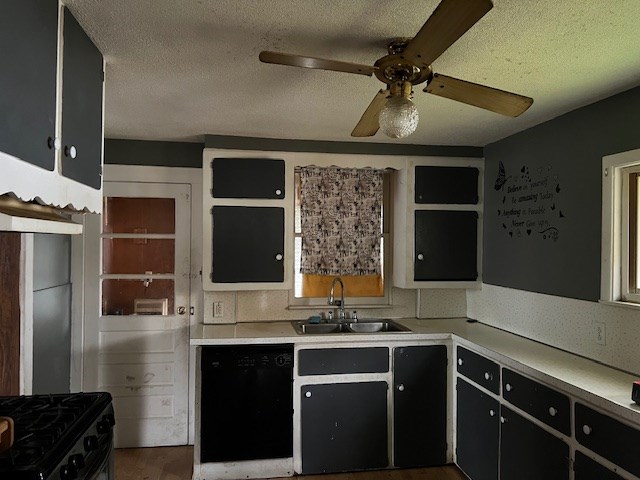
[
  {"left": 414, "top": 210, "right": 478, "bottom": 281},
  {"left": 212, "top": 158, "right": 285, "bottom": 199},
  {"left": 456, "top": 378, "right": 499, "bottom": 480},
  {"left": 575, "top": 402, "right": 640, "bottom": 478},
  {"left": 456, "top": 346, "right": 500, "bottom": 394},
  {"left": 301, "top": 382, "right": 388, "bottom": 474},
  {"left": 60, "top": 8, "right": 104, "bottom": 189},
  {"left": 393, "top": 345, "right": 447, "bottom": 468},
  {"left": 0, "top": 0, "right": 58, "bottom": 170},
  {"left": 211, "top": 206, "right": 284, "bottom": 283},
  {"left": 415, "top": 166, "right": 479, "bottom": 204},
  {"left": 502, "top": 369, "right": 570, "bottom": 436},
  {"left": 500, "top": 406, "right": 569, "bottom": 480},
  {"left": 574, "top": 451, "right": 623, "bottom": 480}
]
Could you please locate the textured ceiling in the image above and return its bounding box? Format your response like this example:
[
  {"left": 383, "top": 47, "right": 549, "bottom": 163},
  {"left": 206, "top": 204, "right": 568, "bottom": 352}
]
[{"left": 65, "top": 0, "right": 640, "bottom": 146}]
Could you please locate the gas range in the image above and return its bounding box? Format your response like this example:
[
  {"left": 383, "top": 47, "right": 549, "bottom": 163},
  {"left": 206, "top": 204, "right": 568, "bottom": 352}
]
[{"left": 0, "top": 392, "right": 115, "bottom": 480}]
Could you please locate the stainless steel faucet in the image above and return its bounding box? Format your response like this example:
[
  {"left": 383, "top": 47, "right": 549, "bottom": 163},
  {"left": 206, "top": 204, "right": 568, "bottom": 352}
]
[{"left": 328, "top": 276, "right": 346, "bottom": 320}]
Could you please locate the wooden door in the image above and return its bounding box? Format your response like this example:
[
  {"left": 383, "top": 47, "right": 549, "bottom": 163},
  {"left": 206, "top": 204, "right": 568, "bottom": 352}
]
[{"left": 84, "top": 181, "right": 191, "bottom": 447}]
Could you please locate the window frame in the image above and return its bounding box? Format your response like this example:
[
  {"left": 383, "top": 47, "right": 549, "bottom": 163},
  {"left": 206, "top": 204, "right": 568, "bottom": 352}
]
[
  {"left": 288, "top": 169, "right": 393, "bottom": 308},
  {"left": 601, "top": 148, "right": 640, "bottom": 306}
]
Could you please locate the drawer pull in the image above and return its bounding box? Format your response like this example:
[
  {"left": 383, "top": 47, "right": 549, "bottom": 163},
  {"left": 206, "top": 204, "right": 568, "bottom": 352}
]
[
  {"left": 489, "top": 409, "right": 496, "bottom": 417},
  {"left": 458, "top": 358, "right": 464, "bottom": 366},
  {"left": 484, "top": 372, "right": 492, "bottom": 381},
  {"left": 505, "top": 383, "right": 512, "bottom": 392},
  {"left": 548, "top": 406, "right": 558, "bottom": 417},
  {"left": 582, "top": 425, "right": 592, "bottom": 435}
]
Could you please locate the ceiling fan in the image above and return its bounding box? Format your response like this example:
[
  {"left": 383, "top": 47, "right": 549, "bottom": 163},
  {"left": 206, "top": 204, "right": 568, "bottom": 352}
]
[{"left": 259, "top": 0, "right": 533, "bottom": 139}]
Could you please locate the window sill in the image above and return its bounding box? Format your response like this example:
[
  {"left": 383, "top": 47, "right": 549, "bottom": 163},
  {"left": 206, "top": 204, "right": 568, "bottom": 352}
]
[{"left": 598, "top": 299, "right": 640, "bottom": 311}]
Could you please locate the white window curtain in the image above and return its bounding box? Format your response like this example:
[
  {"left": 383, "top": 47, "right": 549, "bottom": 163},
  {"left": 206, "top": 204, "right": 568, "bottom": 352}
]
[{"left": 300, "top": 166, "right": 383, "bottom": 276}]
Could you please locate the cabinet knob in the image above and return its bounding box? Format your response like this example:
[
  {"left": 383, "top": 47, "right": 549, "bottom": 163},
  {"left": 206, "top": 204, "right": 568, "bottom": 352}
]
[
  {"left": 397, "top": 384, "right": 405, "bottom": 392},
  {"left": 582, "top": 425, "right": 592, "bottom": 435},
  {"left": 484, "top": 372, "right": 492, "bottom": 381},
  {"left": 548, "top": 406, "right": 558, "bottom": 417},
  {"left": 505, "top": 383, "right": 512, "bottom": 392},
  {"left": 417, "top": 253, "right": 424, "bottom": 261},
  {"left": 275, "top": 253, "right": 283, "bottom": 261},
  {"left": 489, "top": 409, "right": 496, "bottom": 417},
  {"left": 457, "top": 358, "right": 463, "bottom": 366},
  {"left": 47, "top": 136, "right": 60, "bottom": 150},
  {"left": 305, "top": 391, "right": 312, "bottom": 398},
  {"left": 275, "top": 189, "right": 282, "bottom": 196},
  {"left": 500, "top": 416, "right": 506, "bottom": 424},
  {"left": 64, "top": 145, "right": 77, "bottom": 159}
]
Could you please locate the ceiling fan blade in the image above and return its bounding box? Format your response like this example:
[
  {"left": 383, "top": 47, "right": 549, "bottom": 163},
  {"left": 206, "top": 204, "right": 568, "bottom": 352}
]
[
  {"left": 424, "top": 73, "right": 533, "bottom": 117},
  {"left": 404, "top": 0, "right": 493, "bottom": 66},
  {"left": 351, "top": 90, "right": 388, "bottom": 137},
  {"left": 259, "top": 51, "right": 375, "bottom": 77}
]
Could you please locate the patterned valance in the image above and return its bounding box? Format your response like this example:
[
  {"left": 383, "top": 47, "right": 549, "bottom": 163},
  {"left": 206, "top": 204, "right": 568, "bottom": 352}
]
[{"left": 300, "top": 166, "right": 383, "bottom": 276}]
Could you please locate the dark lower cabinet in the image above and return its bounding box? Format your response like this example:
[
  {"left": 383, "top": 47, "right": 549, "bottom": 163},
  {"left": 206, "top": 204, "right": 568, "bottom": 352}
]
[
  {"left": 456, "top": 379, "right": 499, "bottom": 480},
  {"left": 574, "top": 451, "right": 624, "bottom": 480},
  {"left": 60, "top": 8, "right": 104, "bottom": 189},
  {"left": 301, "top": 382, "right": 388, "bottom": 474},
  {"left": 211, "top": 206, "right": 284, "bottom": 283},
  {"left": 414, "top": 210, "right": 478, "bottom": 281},
  {"left": 0, "top": 0, "right": 58, "bottom": 171},
  {"left": 500, "top": 406, "right": 569, "bottom": 480},
  {"left": 393, "top": 345, "right": 447, "bottom": 468}
]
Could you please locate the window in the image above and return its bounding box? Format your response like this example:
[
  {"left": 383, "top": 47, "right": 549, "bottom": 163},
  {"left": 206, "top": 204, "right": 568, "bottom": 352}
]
[
  {"left": 290, "top": 168, "right": 392, "bottom": 306},
  {"left": 601, "top": 148, "right": 640, "bottom": 305}
]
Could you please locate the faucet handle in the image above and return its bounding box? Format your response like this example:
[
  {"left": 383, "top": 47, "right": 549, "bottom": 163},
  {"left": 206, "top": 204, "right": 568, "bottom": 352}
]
[
  {"left": 351, "top": 310, "right": 358, "bottom": 322},
  {"left": 327, "top": 310, "right": 334, "bottom": 321}
]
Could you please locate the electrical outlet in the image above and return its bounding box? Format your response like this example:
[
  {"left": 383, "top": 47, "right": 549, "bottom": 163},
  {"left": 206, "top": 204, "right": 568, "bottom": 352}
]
[
  {"left": 595, "top": 321, "right": 606, "bottom": 346},
  {"left": 213, "top": 301, "right": 224, "bottom": 318}
]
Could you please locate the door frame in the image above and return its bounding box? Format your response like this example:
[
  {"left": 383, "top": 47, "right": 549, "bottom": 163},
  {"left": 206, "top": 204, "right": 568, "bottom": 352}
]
[{"left": 72, "top": 164, "right": 203, "bottom": 444}]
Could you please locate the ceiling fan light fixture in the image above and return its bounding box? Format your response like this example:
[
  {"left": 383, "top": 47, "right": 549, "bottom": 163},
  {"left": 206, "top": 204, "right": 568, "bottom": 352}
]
[{"left": 378, "top": 95, "right": 419, "bottom": 139}]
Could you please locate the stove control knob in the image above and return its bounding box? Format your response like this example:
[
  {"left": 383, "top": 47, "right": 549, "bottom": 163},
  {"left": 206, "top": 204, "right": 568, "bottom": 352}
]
[
  {"left": 84, "top": 435, "right": 99, "bottom": 452},
  {"left": 103, "top": 413, "right": 116, "bottom": 427},
  {"left": 69, "top": 453, "right": 85, "bottom": 469},
  {"left": 60, "top": 463, "right": 78, "bottom": 480},
  {"left": 97, "top": 419, "right": 110, "bottom": 434}
]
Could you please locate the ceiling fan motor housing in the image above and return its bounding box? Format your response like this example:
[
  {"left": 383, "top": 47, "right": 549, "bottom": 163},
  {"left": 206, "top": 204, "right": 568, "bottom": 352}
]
[{"left": 374, "top": 38, "right": 433, "bottom": 88}]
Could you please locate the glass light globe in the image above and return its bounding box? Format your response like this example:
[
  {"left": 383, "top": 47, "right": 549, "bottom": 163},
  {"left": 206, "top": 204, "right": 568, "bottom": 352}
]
[{"left": 378, "top": 96, "right": 419, "bottom": 138}]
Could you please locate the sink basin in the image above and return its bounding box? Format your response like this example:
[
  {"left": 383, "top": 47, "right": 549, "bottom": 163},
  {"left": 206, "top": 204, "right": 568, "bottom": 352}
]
[
  {"left": 292, "top": 319, "right": 411, "bottom": 335},
  {"left": 346, "top": 320, "right": 410, "bottom": 333}
]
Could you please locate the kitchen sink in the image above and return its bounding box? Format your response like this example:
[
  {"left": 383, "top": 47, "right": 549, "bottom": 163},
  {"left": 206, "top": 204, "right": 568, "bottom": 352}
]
[{"left": 292, "top": 319, "right": 411, "bottom": 335}]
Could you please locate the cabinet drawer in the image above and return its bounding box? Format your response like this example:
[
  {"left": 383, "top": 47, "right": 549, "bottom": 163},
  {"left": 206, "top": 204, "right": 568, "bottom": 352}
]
[
  {"left": 212, "top": 158, "right": 285, "bottom": 199},
  {"left": 502, "top": 369, "right": 570, "bottom": 436},
  {"left": 456, "top": 346, "right": 500, "bottom": 394},
  {"left": 575, "top": 402, "right": 640, "bottom": 478},
  {"left": 415, "top": 166, "right": 479, "bottom": 204},
  {"left": 298, "top": 347, "right": 389, "bottom": 376},
  {"left": 574, "top": 451, "right": 623, "bottom": 480}
]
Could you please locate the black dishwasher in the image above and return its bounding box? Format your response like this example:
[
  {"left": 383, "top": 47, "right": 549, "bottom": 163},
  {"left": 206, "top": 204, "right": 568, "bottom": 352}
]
[{"left": 200, "top": 344, "right": 294, "bottom": 463}]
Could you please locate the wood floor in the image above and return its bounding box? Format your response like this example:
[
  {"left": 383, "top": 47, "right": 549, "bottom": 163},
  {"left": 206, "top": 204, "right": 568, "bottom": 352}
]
[{"left": 114, "top": 447, "right": 468, "bottom": 480}]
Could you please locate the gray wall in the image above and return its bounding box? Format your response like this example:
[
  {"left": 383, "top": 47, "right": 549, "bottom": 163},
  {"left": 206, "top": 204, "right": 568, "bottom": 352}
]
[
  {"left": 32, "top": 233, "right": 71, "bottom": 394},
  {"left": 482, "top": 86, "right": 640, "bottom": 301}
]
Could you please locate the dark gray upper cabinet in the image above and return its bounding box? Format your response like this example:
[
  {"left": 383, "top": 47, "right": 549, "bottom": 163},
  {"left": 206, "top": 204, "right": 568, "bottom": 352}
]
[
  {"left": 414, "top": 210, "right": 478, "bottom": 281},
  {"left": 0, "top": 0, "right": 58, "bottom": 170},
  {"left": 456, "top": 378, "right": 500, "bottom": 480},
  {"left": 212, "top": 158, "right": 285, "bottom": 199},
  {"left": 393, "top": 345, "right": 447, "bottom": 468},
  {"left": 500, "top": 406, "right": 569, "bottom": 480},
  {"left": 502, "top": 369, "right": 571, "bottom": 436},
  {"left": 415, "top": 166, "right": 479, "bottom": 204},
  {"left": 212, "top": 206, "right": 284, "bottom": 283},
  {"left": 60, "top": 8, "right": 104, "bottom": 189},
  {"left": 575, "top": 402, "right": 640, "bottom": 478},
  {"left": 301, "top": 382, "right": 388, "bottom": 474}
]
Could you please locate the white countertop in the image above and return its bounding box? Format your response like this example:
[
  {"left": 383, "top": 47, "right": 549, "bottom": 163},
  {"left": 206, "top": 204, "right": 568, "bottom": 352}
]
[{"left": 191, "top": 317, "right": 640, "bottom": 425}]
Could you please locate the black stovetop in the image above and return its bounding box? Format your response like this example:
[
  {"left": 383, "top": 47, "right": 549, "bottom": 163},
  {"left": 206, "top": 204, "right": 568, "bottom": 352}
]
[{"left": 0, "top": 392, "right": 113, "bottom": 479}]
